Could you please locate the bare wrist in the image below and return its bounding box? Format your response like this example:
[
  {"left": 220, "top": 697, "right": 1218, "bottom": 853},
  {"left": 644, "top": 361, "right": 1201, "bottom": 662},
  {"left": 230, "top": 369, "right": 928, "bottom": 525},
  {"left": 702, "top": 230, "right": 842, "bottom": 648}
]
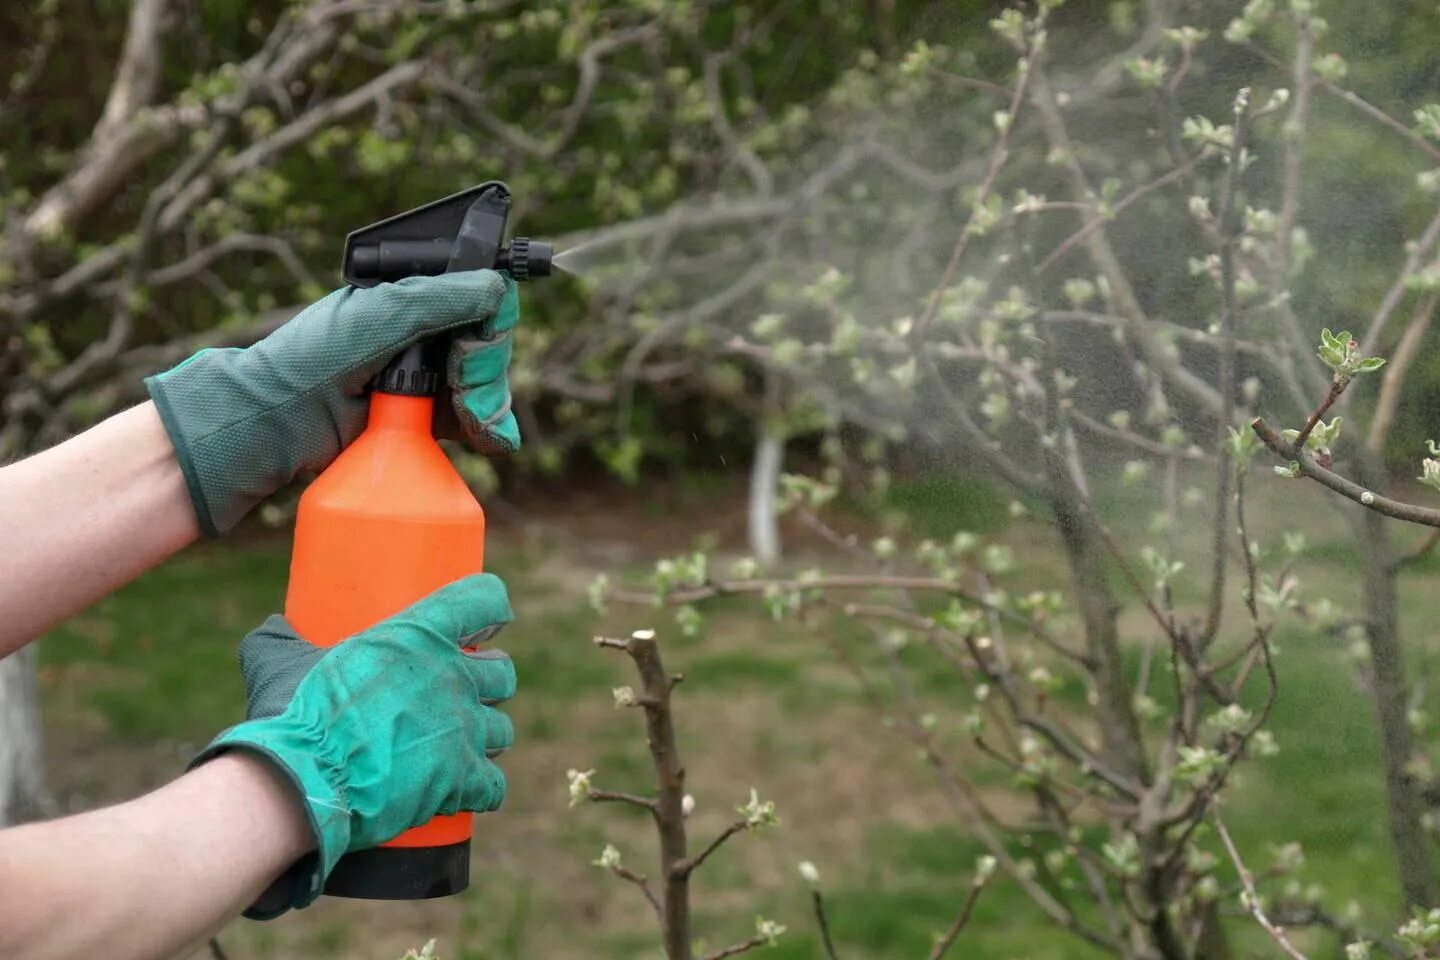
[{"left": 204, "top": 751, "right": 316, "bottom": 862}]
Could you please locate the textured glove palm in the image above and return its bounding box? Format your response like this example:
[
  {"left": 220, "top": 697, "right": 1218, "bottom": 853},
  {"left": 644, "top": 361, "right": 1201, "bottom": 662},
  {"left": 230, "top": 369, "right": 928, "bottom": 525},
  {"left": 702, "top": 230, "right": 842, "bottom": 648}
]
[
  {"left": 146, "top": 271, "right": 523, "bottom": 536},
  {"left": 196, "top": 573, "right": 516, "bottom": 918}
]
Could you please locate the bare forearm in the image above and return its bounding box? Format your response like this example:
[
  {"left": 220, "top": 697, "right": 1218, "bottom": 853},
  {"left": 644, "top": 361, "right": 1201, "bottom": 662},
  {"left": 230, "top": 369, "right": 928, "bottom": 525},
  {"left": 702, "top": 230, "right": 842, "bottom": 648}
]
[
  {"left": 0, "top": 753, "right": 313, "bottom": 960},
  {"left": 0, "top": 402, "right": 198, "bottom": 654}
]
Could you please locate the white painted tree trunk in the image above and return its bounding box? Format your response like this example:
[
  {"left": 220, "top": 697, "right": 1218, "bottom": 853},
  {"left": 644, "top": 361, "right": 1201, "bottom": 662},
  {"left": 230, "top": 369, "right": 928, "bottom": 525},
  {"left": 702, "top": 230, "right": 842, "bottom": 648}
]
[
  {"left": 748, "top": 429, "right": 784, "bottom": 569},
  {"left": 0, "top": 647, "right": 48, "bottom": 826}
]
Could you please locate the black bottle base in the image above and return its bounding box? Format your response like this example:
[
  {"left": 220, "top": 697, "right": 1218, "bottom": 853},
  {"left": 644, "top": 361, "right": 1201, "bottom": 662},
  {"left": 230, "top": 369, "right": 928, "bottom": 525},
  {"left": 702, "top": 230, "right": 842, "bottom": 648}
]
[{"left": 324, "top": 840, "right": 470, "bottom": 900}]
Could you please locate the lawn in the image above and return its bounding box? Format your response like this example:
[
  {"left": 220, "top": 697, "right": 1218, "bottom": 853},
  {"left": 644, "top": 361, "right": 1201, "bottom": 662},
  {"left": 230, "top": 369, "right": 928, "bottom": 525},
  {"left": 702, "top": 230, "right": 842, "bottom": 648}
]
[{"left": 34, "top": 468, "right": 1437, "bottom": 959}]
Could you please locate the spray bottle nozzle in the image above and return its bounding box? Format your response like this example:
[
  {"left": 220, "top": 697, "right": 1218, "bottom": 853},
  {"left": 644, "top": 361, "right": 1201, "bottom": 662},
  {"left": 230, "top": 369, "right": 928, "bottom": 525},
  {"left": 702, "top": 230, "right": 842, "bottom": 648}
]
[{"left": 496, "top": 238, "right": 553, "bottom": 281}]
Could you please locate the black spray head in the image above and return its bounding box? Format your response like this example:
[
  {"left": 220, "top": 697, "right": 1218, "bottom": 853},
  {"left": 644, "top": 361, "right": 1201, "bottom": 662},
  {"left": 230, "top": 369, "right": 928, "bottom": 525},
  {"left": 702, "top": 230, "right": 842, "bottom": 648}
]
[
  {"left": 347, "top": 181, "right": 553, "bottom": 398},
  {"left": 343, "top": 181, "right": 553, "bottom": 286}
]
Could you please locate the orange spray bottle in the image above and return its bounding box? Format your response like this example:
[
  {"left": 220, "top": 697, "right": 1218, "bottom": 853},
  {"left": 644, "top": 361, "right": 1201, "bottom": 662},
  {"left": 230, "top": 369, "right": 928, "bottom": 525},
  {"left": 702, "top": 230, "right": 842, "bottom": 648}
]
[{"left": 283, "top": 183, "right": 551, "bottom": 900}]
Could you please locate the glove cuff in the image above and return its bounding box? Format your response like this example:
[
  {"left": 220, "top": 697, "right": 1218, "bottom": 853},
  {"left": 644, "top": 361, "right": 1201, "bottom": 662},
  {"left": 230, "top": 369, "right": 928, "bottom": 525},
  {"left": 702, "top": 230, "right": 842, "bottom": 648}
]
[
  {"left": 194, "top": 719, "right": 353, "bottom": 917},
  {"left": 146, "top": 365, "right": 222, "bottom": 538},
  {"left": 146, "top": 347, "right": 333, "bottom": 538}
]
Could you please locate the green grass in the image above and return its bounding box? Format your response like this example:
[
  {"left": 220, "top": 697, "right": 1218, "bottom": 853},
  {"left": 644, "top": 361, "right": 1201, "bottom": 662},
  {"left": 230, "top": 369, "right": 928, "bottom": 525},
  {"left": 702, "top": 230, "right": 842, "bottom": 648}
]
[
  {"left": 41, "top": 541, "right": 287, "bottom": 740},
  {"left": 876, "top": 468, "right": 1014, "bottom": 538}
]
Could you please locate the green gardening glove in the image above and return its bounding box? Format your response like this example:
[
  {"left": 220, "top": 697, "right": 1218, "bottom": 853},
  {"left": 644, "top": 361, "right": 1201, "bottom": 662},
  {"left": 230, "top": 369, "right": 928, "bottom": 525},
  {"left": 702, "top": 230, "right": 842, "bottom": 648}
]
[
  {"left": 146, "top": 271, "right": 523, "bottom": 537},
  {"left": 194, "top": 573, "right": 517, "bottom": 919}
]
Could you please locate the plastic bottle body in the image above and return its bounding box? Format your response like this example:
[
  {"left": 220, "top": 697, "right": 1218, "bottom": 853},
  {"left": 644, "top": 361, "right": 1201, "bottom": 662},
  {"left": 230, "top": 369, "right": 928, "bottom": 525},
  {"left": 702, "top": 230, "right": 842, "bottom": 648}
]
[{"left": 284, "top": 392, "right": 485, "bottom": 896}]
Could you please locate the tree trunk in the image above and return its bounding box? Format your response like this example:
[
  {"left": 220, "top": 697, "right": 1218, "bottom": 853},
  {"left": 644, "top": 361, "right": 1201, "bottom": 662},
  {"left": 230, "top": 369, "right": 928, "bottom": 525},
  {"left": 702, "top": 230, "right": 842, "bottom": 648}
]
[
  {"left": 1352, "top": 454, "right": 1437, "bottom": 908},
  {"left": 748, "top": 429, "right": 784, "bottom": 569},
  {"left": 1048, "top": 489, "right": 1148, "bottom": 781},
  {"left": 0, "top": 647, "right": 49, "bottom": 826},
  {"left": 748, "top": 371, "right": 785, "bottom": 570}
]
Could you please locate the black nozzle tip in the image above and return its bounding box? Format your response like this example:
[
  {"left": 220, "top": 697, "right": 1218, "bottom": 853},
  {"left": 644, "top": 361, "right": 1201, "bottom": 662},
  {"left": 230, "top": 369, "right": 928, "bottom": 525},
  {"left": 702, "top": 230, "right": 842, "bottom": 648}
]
[{"left": 499, "top": 238, "right": 553, "bottom": 282}]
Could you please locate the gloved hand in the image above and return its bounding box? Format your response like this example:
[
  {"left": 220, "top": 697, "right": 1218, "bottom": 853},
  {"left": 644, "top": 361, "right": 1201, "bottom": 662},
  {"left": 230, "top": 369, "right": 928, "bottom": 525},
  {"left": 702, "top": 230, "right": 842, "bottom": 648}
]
[
  {"left": 146, "top": 271, "right": 523, "bottom": 536},
  {"left": 194, "top": 573, "right": 516, "bottom": 919}
]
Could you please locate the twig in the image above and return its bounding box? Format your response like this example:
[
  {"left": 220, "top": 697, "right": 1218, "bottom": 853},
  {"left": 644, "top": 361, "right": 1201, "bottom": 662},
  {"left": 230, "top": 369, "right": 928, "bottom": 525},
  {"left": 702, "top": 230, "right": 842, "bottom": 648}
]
[
  {"left": 1359, "top": 205, "right": 1440, "bottom": 359},
  {"left": 1367, "top": 293, "right": 1438, "bottom": 452},
  {"left": 207, "top": 937, "right": 230, "bottom": 960},
  {"left": 914, "top": 8, "right": 1047, "bottom": 334},
  {"left": 1245, "top": 42, "right": 1440, "bottom": 165},
  {"left": 1292, "top": 377, "right": 1345, "bottom": 450},
  {"left": 612, "top": 575, "right": 1077, "bottom": 658},
  {"left": 611, "top": 865, "right": 664, "bottom": 920},
  {"left": 1069, "top": 410, "right": 1205, "bottom": 462},
  {"left": 1034, "top": 157, "right": 1199, "bottom": 274},
  {"left": 1252, "top": 417, "right": 1440, "bottom": 528},
  {"left": 824, "top": 622, "right": 1121, "bottom": 952},
  {"left": 674, "top": 819, "right": 748, "bottom": 879},
  {"left": 1267, "top": 8, "right": 1327, "bottom": 397},
  {"left": 1028, "top": 59, "right": 1223, "bottom": 418},
  {"left": 588, "top": 789, "right": 659, "bottom": 812},
  {"left": 1214, "top": 810, "right": 1311, "bottom": 960},
  {"left": 698, "top": 934, "right": 770, "bottom": 960},
  {"left": 811, "top": 890, "right": 842, "bottom": 960},
  {"left": 1200, "top": 88, "right": 1249, "bottom": 648},
  {"left": 1392, "top": 528, "right": 1440, "bottom": 571},
  {"left": 927, "top": 878, "right": 990, "bottom": 960}
]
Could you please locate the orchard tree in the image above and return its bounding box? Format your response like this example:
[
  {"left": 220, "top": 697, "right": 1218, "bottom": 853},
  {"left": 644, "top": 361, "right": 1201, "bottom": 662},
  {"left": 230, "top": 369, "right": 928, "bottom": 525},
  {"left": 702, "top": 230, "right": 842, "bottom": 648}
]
[{"left": 580, "top": 0, "right": 1440, "bottom": 956}]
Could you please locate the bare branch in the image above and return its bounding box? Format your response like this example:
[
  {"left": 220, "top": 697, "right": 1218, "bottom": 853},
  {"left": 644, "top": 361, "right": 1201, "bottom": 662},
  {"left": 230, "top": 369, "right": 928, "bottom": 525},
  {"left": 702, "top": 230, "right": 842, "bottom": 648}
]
[
  {"left": 1214, "top": 810, "right": 1311, "bottom": 960},
  {"left": 158, "top": 60, "right": 427, "bottom": 234},
  {"left": 1069, "top": 410, "right": 1204, "bottom": 462},
  {"left": 1392, "top": 527, "right": 1440, "bottom": 572},
  {"left": 1264, "top": 9, "right": 1330, "bottom": 399},
  {"left": 673, "top": 819, "right": 748, "bottom": 879},
  {"left": 1359, "top": 205, "right": 1440, "bottom": 358},
  {"left": 596, "top": 630, "right": 691, "bottom": 959},
  {"left": 609, "top": 864, "right": 663, "bottom": 920},
  {"left": 927, "top": 876, "right": 991, "bottom": 960},
  {"left": 1245, "top": 41, "right": 1440, "bottom": 165},
  {"left": 698, "top": 934, "right": 771, "bottom": 960},
  {"left": 810, "top": 890, "right": 842, "bottom": 960},
  {"left": 914, "top": 12, "right": 1044, "bottom": 335},
  {"left": 1199, "top": 91, "right": 1248, "bottom": 648},
  {"left": 94, "top": 0, "right": 172, "bottom": 142},
  {"left": 1034, "top": 156, "right": 1199, "bottom": 275},
  {"left": 19, "top": 10, "right": 336, "bottom": 246},
  {"left": 1027, "top": 59, "right": 1223, "bottom": 419},
  {"left": 588, "top": 789, "right": 659, "bottom": 812},
  {"left": 1368, "top": 292, "right": 1438, "bottom": 452}
]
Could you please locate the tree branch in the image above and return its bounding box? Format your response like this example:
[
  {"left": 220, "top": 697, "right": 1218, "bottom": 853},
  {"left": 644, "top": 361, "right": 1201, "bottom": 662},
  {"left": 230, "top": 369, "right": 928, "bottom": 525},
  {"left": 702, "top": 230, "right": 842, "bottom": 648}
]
[
  {"left": 588, "top": 789, "right": 659, "bottom": 812},
  {"left": 1367, "top": 292, "right": 1438, "bottom": 452},
  {"left": 610, "top": 864, "right": 664, "bottom": 920},
  {"left": 1359, "top": 205, "right": 1440, "bottom": 359},
  {"left": 1252, "top": 417, "right": 1440, "bottom": 527},
  {"left": 157, "top": 59, "right": 427, "bottom": 234},
  {"left": 1214, "top": 810, "right": 1311, "bottom": 960},
  {"left": 810, "top": 890, "right": 842, "bottom": 960},
  {"left": 95, "top": 0, "right": 171, "bottom": 141},
  {"left": 698, "top": 934, "right": 770, "bottom": 960},
  {"left": 673, "top": 819, "right": 748, "bottom": 879},
  {"left": 927, "top": 877, "right": 991, "bottom": 960},
  {"left": 1200, "top": 88, "right": 1248, "bottom": 648},
  {"left": 594, "top": 631, "right": 691, "bottom": 959}
]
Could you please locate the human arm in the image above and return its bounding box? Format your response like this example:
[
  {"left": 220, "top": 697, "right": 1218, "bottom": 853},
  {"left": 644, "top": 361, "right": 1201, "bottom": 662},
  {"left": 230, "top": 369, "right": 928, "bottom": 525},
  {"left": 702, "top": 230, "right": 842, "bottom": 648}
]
[
  {"left": 0, "top": 572, "right": 516, "bottom": 956},
  {"left": 0, "top": 752, "right": 312, "bottom": 960},
  {"left": 0, "top": 402, "right": 198, "bottom": 656},
  {"left": 0, "top": 269, "right": 521, "bottom": 656}
]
